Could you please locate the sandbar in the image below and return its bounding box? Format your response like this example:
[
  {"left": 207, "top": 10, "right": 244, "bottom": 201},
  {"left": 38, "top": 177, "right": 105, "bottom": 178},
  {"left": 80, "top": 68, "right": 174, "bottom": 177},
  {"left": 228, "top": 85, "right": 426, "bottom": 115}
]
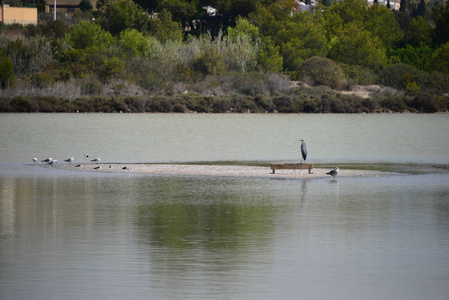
[{"left": 53, "top": 163, "right": 392, "bottom": 179}]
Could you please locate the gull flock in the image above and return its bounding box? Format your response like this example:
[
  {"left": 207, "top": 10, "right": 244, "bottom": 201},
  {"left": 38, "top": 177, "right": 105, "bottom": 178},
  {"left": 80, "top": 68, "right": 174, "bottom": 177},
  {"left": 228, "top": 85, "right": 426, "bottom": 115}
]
[{"left": 32, "top": 154, "right": 131, "bottom": 171}]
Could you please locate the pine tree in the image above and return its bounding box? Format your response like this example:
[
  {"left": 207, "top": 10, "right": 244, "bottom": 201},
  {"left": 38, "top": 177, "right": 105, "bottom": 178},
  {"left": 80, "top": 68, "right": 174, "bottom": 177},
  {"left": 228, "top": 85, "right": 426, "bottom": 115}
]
[
  {"left": 400, "top": 0, "right": 407, "bottom": 12},
  {"left": 79, "top": 0, "right": 93, "bottom": 11},
  {"left": 415, "top": 0, "right": 426, "bottom": 17}
]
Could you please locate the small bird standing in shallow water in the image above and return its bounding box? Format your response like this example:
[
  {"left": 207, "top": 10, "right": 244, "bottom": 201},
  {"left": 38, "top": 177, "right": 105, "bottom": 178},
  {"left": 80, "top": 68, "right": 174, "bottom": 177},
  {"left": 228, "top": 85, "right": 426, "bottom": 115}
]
[
  {"left": 41, "top": 157, "right": 52, "bottom": 162},
  {"left": 64, "top": 156, "right": 74, "bottom": 164},
  {"left": 33, "top": 157, "right": 37, "bottom": 163},
  {"left": 90, "top": 157, "right": 100, "bottom": 162},
  {"left": 326, "top": 167, "right": 339, "bottom": 180}
]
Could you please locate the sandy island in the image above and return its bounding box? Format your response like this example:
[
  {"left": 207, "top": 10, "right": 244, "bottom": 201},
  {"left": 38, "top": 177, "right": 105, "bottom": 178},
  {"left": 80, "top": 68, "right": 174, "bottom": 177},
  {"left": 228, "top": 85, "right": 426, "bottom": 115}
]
[{"left": 53, "top": 163, "right": 391, "bottom": 179}]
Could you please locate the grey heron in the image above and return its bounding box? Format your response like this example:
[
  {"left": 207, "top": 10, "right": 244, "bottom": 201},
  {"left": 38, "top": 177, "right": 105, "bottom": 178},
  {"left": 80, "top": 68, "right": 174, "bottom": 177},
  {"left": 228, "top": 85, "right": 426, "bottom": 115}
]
[
  {"left": 299, "top": 139, "right": 307, "bottom": 163},
  {"left": 326, "top": 167, "right": 339, "bottom": 180}
]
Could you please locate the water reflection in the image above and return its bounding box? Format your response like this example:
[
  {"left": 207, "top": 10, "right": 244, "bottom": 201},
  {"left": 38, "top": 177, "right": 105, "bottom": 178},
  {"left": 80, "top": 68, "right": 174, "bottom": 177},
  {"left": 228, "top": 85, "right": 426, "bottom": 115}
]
[
  {"left": 2, "top": 170, "right": 449, "bottom": 300},
  {"left": 135, "top": 177, "right": 277, "bottom": 255}
]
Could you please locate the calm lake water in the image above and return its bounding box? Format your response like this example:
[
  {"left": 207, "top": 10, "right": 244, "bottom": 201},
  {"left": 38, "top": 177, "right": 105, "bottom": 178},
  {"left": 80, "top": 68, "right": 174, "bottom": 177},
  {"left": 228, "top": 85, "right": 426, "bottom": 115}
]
[{"left": 1, "top": 113, "right": 449, "bottom": 300}]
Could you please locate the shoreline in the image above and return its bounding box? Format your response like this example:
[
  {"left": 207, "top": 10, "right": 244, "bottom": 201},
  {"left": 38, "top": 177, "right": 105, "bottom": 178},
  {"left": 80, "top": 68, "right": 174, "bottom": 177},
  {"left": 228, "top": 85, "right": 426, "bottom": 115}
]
[{"left": 52, "top": 163, "right": 393, "bottom": 179}]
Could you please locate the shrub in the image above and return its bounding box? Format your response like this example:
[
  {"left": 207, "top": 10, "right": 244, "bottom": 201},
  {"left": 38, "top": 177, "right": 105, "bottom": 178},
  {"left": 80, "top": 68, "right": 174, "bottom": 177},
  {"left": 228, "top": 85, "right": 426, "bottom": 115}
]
[
  {"left": 254, "top": 94, "right": 275, "bottom": 112},
  {"left": 273, "top": 95, "right": 295, "bottom": 113},
  {"left": 25, "top": 20, "right": 70, "bottom": 39},
  {"left": 410, "top": 93, "right": 445, "bottom": 113},
  {"left": 181, "top": 94, "right": 212, "bottom": 112},
  {"left": 221, "top": 72, "right": 269, "bottom": 96},
  {"left": 377, "top": 63, "right": 416, "bottom": 89},
  {"left": 99, "top": 56, "right": 125, "bottom": 80},
  {"left": 3, "top": 37, "right": 54, "bottom": 75},
  {"left": 340, "top": 64, "right": 376, "bottom": 86},
  {"left": 30, "top": 73, "right": 54, "bottom": 89},
  {"left": 146, "top": 96, "right": 175, "bottom": 112},
  {"left": 191, "top": 47, "right": 226, "bottom": 76},
  {"left": 123, "top": 97, "right": 145, "bottom": 112},
  {"left": 0, "top": 51, "right": 13, "bottom": 88},
  {"left": 379, "top": 96, "right": 409, "bottom": 112},
  {"left": 211, "top": 97, "right": 232, "bottom": 113},
  {"left": 299, "top": 56, "right": 347, "bottom": 90},
  {"left": 265, "top": 72, "right": 290, "bottom": 95},
  {"left": 9, "top": 96, "right": 38, "bottom": 112},
  {"left": 81, "top": 79, "right": 103, "bottom": 95},
  {"left": 230, "top": 94, "right": 258, "bottom": 112}
]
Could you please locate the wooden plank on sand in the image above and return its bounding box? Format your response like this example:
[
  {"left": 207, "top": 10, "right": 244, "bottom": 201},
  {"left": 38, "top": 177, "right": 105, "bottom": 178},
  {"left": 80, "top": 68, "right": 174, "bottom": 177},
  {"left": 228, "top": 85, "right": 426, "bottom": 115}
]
[{"left": 270, "top": 163, "right": 314, "bottom": 174}]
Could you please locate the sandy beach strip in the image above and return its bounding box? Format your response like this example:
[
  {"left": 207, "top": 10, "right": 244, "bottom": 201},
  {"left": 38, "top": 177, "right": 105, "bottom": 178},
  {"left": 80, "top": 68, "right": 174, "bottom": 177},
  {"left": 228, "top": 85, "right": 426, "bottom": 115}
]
[{"left": 53, "top": 163, "right": 391, "bottom": 179}]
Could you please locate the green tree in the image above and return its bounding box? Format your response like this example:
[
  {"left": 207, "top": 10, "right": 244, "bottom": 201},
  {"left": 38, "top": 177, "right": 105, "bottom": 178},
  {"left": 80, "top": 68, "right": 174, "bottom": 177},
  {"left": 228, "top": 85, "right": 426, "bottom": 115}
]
[
  {"left": 326, "top": 0, "right": 368, "bottom": 25},
  {"left": 228, "top": 17, "right": 260, "bottom": 44},
  {"left": 258, "top": 37, "right": 283, "bottom": 73},
  {"left": 209, "top": 0, "right": 260, "bottom": 21},
  {"left": 273, "top": 11, "right": 328, "bottom": 70},
  {"left": 158, "top": 0, "right": 196, "bottom": 26},
  {"left": 249, "top": 0, "right": 295, "bottom": 38},
  {"left": 388, "top": 44, "right": 433, "bottom": 70},
  {"left": 406, "top": 16, "right": 432, "bottom": 47},
  {"left": 79, "top": 0, "right": 93, "bottom": 11},
  {"left": 432, "top": 2, "right": 449, "bottom": 45},
  {"left": 428, "top": 42, "right": 449, "bottom": 74},
  {"left": 399, "top": 0, "right": 407, "bottom": 12},
  {"left": 99, "top": 56, "right": 125, "bottom": 79},
  {"left": 149, "top": 10, "right": 183, "bottom": 43},
  {"left": 328, "top": 22, "right": 387, "bottom": 68},
  {"left": 414, "top": 0, "right": 426, "bottom": 18},
  {"left": 364, "top": 4, "right": 402, "bottom": 49},
  {"left": 117, "top": 29, "right": 149, "bottom": 58},
  {"left": 100, "top": 0, "right": 149, "bottom": 36},
  {"left": 66, "top": 21, "right": 114, "bottom": 49}
]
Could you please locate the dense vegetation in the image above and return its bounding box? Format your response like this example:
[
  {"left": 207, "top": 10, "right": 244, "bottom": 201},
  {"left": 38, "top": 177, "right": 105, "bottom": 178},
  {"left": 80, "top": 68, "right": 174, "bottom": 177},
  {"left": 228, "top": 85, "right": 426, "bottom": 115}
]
[{"left": 0, "top": 0, "right": 448, "bottom": 113}]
